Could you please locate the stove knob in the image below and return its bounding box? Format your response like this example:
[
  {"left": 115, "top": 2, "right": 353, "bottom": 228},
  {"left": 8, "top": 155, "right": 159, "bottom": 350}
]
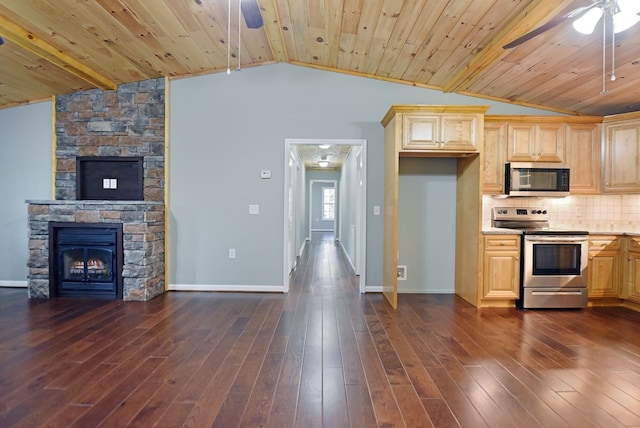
[{"left": 542, "top": 210, "right": 547, "bottom": 214}]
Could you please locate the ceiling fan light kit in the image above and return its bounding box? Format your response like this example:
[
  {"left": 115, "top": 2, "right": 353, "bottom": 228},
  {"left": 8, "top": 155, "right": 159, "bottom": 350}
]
[
  {"left": 572, "top": 0, "right": 640, "bottom": 35},
  {"left": 504, "top": 0, "right": 640, "bottom": 94},
  {"left": 572, "top": 7, "right": 603, "bottom": 34}
]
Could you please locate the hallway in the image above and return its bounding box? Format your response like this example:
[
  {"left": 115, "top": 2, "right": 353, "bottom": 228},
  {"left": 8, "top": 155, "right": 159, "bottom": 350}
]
[{"left": 1, "top": 233, "right": 640, "bottom": 426}]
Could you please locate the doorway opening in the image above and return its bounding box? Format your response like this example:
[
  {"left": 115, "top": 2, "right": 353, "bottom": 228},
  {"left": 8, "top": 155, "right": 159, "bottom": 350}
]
[{"left": 283, "top": 139, "right": 367, "bottom": 293}]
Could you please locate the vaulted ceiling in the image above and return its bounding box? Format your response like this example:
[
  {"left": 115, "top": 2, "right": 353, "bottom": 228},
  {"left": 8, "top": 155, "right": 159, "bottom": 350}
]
[{"left": 1, "top": 0, "right": 639, "bottom": 116}]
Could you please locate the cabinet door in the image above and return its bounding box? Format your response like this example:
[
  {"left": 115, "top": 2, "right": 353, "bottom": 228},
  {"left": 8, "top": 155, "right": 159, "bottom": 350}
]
[
  {"left": 588, "top": 253, "right": 620, "bottom": 298},
  {"left": 626, "top": 238, "right": 640, "bottom": 303},
  {"left": 440, "top": 115, "right": 477, "bottom": 151},
  {"left": 565, "top": 123, "right": 601, "bottom": 194},
  {"left": 507, "top": 123, "right": 536, "bottom": 161},
  {"left": 507, "top": 123, "right": 564, "bottom": 162},
  {"left": 483, "top": 236, "right": 520, "bottom": 300},
  {"left": 482, "top": 122, "right": 506, "bottom": 194},
  {"left": 587, "top": 237, "right": 621, "bottom": 298},
  {"left": 402, "top": 115, "right": 439, "bottom": 149},
  {"left": 603, "top": 121, "right": 640, "bottom": 193},
  {"left": 536, "top": 123, "right": 564, "bottom": 162}
]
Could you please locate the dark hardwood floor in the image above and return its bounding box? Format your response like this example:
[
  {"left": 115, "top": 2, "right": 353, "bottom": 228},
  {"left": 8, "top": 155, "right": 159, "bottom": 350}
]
[{"left": 2, "top": 231, "right": 640, "bottom": 427}]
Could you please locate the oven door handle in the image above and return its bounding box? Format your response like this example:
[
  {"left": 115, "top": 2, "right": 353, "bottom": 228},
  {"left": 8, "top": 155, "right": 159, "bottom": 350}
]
[
  {"left": 525, "top": 236, "right": 587, "bottom": 243},
  {"left": 531, "top": 290, "right": 585, "bottom": 296}
]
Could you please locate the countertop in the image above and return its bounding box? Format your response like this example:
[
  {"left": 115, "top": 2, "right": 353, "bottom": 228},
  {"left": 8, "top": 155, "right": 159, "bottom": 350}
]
[{"left": 483, "top": 228, "right": 640, "bottom": 237}]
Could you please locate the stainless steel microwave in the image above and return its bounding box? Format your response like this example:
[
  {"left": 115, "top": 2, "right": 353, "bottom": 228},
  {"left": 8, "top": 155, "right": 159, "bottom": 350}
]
[{"left": 505, "top": 162, "right": 570, "bottom": 197}]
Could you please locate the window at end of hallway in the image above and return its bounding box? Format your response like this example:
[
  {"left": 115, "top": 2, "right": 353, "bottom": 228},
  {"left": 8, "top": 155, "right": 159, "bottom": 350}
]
[{"left": 322, "top": 187, "right": 335, "bottom": 221}]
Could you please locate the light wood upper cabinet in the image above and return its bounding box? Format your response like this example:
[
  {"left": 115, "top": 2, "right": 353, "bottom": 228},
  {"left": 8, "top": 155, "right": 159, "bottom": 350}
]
[
  {"left": 482, "top": 116, "right": 603, "bottom": 195},
  {"left": 588, "top": 236, "right": 621, "bottom": 299},
  {"left": 603, "top": 113, "right": 640, "bottom": 193},
  {"left": 507, "top": 122, "right": 564, "bottom": 162},
  {"left": 382, "top": 105, "right": 487, "bottom": 153},
  {"left": 564, "top": 123, "right": 601, "bottom": 194},
  {"left": 482, "top": 121, "right": 507, "bottom": 194},
  {"left": 403, "top": 114, "right": 478, "bottom": 151}
]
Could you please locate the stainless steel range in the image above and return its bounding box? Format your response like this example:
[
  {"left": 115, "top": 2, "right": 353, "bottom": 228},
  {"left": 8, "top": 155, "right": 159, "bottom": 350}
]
[{"left": 492, "top": 207, "right": 589, "bottom": 309}]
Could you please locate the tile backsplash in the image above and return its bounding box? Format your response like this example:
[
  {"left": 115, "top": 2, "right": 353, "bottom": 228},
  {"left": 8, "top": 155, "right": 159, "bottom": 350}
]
[{"left": 482, "top": 194, "right": 640, "bottom": 233}]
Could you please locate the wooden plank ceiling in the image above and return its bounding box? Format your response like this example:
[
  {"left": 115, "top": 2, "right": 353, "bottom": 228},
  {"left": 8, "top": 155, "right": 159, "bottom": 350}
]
[{"left": 0, "top": 0, "right": 639, "bottom": 116}]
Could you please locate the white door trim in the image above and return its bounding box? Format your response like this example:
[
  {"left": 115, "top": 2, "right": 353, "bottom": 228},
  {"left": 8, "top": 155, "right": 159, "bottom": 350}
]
[{"left": 283, "top": 138, "right": 367, "bottom": 293}]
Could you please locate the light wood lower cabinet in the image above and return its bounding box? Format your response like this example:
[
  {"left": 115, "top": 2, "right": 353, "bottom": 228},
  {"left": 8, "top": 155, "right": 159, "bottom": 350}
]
[
  {"left": 624, "top": 236, "right": 640, "bottom": 304},
  {"left": 588, "top": 236, "right": 621, "bottom": 299},
  {"left": 482, "top": 235, "right": 520, "bottom": 301}
]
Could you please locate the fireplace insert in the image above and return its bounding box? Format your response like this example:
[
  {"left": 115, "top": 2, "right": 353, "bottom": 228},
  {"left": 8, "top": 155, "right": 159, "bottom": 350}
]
[{"left": 49, "top": 222, "right": 123, "bottom": 299}]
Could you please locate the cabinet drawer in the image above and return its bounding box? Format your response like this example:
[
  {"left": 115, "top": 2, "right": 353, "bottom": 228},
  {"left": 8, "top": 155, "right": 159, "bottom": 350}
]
[
  {"left": 589, "top": 236, "right": 621, "bottom": 251},
  {"left": 484, "top": 236, "right": 520, "bottom": 250},
  {"left": 628, "top": 237, "right": 640, "bottom": 252}
]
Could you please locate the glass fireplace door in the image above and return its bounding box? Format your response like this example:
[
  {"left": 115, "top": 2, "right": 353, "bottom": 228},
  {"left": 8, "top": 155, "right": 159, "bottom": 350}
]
[{"left": 59, "top": 246, "right": 116, "bottom": 292}]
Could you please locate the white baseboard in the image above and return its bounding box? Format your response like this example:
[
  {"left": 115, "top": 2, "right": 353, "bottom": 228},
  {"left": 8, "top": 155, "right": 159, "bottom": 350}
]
[
  {"left": 338, "top": 240, "right": 356, "bottom": 273},
  {"left": 0, "top": 280, "right": 27, "bottom": 288},
  {"left": 168, "top": 284, "right": 285, "bottom": 293},
  {"left": 398, "top": 289, "right": 455, "bottom": 294},
  {"left": 365, "top": 286, "right": 383, "bottom": 292}
]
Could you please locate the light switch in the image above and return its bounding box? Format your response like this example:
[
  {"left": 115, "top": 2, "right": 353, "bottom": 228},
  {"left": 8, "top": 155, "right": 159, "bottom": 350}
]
[
  {"left": 249, "top": 204, "right": 260, "bottom": 215},
  {"left": 102, "top": 178, "right": 118, "bottom": 189},
  {"left": 373, "top": 205, "right": 381, "bottom": 216},
  {"left": 260, "top": 170, "right": 271, "bottom": 179}
]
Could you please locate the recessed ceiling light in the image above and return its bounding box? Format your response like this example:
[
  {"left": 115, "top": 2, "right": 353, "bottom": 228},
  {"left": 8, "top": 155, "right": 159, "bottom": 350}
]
[
  {"left": 318, "top": 161, "right": 329, "bottom": 167},
  {"left": 318, "top": 144, "right": 330, "bottom": 149}
]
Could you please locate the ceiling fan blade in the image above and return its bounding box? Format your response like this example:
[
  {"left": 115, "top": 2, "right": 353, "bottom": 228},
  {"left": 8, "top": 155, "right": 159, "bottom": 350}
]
[
  {"left": 241, "top": 0, "right": 264, "bottom": 29},
  {"left": 503, "top": 4, "right": 598, "bottom": 49}
]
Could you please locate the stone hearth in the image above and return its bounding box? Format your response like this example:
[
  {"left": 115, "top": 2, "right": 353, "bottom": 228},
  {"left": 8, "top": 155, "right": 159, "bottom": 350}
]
[{"left": 27, "top": 200, "right": 164, "bottom": 301}]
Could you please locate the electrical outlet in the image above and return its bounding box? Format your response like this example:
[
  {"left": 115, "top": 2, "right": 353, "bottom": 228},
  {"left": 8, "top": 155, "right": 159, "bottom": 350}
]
[
  {"left": 228, "top": 248, "right": 236, "bottom": 259},
  {"left": 397, "top": 265, "right": 407, "bottom": 280}
]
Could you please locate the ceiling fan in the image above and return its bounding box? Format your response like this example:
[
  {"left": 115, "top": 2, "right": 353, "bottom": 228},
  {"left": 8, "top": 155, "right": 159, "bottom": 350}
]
[
  {"left": 194, "top": 0, "right": 263, "bottom": 29},
  {"left": 503, "top": 0, "right": 640, "bottom": 93},
  {"left": 504, "top": 0, "right": 640, "bottom": 49},
  {"left": 195, "top": 0, "right": 263, "bottom": 74}
]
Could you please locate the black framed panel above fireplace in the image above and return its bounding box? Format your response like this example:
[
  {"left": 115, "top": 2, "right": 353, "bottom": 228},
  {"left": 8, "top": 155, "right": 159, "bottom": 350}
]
[{"left": 77, "top": 156, "right": 144, "bottom": 201}]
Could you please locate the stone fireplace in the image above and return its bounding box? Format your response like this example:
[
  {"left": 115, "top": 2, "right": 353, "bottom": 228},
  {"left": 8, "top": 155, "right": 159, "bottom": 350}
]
[{"left": 26, "top": 78, "right": 166, "bottom": 301}]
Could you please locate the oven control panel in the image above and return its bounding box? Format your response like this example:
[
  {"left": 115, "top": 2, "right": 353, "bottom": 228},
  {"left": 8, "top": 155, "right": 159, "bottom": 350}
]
[{"left": 492, "top": 207, "right": 549, "bottom": 221}]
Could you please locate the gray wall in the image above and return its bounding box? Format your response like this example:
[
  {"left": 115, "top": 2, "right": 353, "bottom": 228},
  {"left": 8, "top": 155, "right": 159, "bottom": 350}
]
[
  {"left": 0, "top": 62, "right": 558, "bottom": 288},
  {"left": 169, "top": 63, "right": 555, "bottom": 289},
  {"left": 0, "top": 101, "right": 52, "bottom": 285},
  {"left": 398, "top": 158, "right": 457, "bottom": 293}
]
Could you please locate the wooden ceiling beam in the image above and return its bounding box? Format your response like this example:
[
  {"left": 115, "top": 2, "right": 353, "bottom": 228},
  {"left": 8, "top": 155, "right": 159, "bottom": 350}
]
[
  {"left": 0, "top": 14, "right": 118, "bottom": 90},
  {"left": 442, "top": 0, "right": 575, "bottom": 94}
]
